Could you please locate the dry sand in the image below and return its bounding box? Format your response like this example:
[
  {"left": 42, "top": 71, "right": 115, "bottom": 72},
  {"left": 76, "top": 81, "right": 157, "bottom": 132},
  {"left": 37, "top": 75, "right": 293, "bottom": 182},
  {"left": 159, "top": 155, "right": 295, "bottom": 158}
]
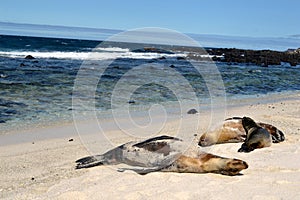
[{"left": 1, "top": 92, "right": 300, "bottom": 200}]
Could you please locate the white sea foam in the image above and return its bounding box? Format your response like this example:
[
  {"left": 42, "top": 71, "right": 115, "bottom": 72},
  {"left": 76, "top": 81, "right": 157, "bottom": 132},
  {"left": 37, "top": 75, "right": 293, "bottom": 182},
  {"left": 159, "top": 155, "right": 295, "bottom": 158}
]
[
  {"left": 94, "top": 47, "right": 130, "bottom": 52},
  {"left": 0, "top": 50, "right": 187, "bottom": 60},
  {"left": 0, "top": 51, "right": 89, "bottom": 60}
]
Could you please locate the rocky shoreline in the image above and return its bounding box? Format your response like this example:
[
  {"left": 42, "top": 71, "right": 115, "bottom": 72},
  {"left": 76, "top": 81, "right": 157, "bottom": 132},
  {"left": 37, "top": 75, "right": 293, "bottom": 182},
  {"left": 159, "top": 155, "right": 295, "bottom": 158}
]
[
  {"left": 206, "top": 47, "right": 300, "bottom": 67},
  {"left": 139, "top": 45, "right": 300, "bottom": 67}
]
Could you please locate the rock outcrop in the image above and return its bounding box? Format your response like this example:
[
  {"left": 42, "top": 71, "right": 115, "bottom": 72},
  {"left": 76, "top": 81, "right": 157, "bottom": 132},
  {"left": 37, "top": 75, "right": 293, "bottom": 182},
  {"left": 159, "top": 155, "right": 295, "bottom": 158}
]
[{"left": 206, "top": 48, "right": 300, "bottom": 67}]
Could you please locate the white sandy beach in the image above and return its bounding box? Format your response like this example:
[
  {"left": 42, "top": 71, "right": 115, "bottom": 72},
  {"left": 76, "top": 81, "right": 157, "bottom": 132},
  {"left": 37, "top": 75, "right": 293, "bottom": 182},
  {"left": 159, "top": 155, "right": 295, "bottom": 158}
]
[{"left": 1, "top": 92, "right": 300, "bottom": 200}]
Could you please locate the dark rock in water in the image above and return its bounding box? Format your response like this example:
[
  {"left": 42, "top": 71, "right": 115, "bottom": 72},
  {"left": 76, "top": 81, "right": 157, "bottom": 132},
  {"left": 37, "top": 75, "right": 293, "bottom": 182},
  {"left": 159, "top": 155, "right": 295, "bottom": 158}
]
[
  {"left": 176, "top": 56, "right": 186, "bottom": 60},
  {"left": 0, "top": 120, "right": 5, "bottom": 123},
  {"left": 159, "top": 56, "right": 166, "bottom": 60},
  {"left": 169, "top": 64, "right": 175, "bottom": 68},
  {"left": 290, "top": 61, "right": 298, "bottom": 66},
  {"left": 187, "top": 109, "right": 198, "bottom": 114},
  {"left": 20, "top": 63, "right": 26, "bottom": 67},
  {"left": 128, "top": 100, "right": 136, "bottom": 104},
  {"left": 25, "top": 55, "right": 35, "bottom": 59},
  {"left": 132, "top": 47, "right": 173, "bottom": 54}
]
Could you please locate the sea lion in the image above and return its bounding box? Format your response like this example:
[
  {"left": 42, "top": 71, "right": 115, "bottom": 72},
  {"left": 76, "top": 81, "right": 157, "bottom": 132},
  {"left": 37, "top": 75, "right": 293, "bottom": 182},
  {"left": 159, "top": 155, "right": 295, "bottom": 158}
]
[
  {"left": 198, "top": 117, "right": 284, "bottom": 147},
  {"left": 238, "top": 117, "right": 272, "bottom": 152},
  {"left": 76, "top": 135, "right": 248, "bottom": 176},
  {"left": 198, "top": 117, "right": 246, "bottom": 146}
]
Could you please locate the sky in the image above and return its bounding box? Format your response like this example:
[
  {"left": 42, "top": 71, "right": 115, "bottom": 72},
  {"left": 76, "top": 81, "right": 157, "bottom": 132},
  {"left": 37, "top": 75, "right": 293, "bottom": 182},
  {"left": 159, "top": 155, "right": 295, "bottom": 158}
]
[{"left": 0, "top": 0, "right": 300, "bottom": 38}]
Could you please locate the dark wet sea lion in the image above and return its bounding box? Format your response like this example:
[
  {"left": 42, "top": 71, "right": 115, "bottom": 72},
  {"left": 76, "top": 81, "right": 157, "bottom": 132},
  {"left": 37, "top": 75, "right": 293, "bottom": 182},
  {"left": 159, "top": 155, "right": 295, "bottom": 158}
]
[
  {"left": 238, "top": 117, "right": 272, "bottom": 153},
  {"left": 76, "top": 135, "right": 248, "bottom": 176}
]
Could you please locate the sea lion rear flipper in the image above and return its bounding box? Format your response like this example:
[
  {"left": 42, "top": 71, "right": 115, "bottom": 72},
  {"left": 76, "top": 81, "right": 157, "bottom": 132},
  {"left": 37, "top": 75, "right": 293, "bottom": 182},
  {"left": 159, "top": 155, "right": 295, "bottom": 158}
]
[
  {"left": 258, "top": 122, "right": 285, "bottom": 143},
  {"left": 76, "top": 155, "right": 106, "bottom": 169},
  {"left": 271, "top": 129, "right": 285, "bottom": 143}
]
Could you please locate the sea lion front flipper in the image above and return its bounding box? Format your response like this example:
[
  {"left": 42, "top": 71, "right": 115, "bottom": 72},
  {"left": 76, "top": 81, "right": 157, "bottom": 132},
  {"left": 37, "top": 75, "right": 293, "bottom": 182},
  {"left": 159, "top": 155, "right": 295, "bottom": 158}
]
[
  {"left": 238, "top": 143, "right": 254, "bottom": 153},
  {"left": 117, "top": 166, "right": 162, "bottom": 175},
  {"left": 117, "top": 152, "right": 180, "bottom": 175},
  {"left": 227, "top": 134, "right": 246, "bottom": 143}
]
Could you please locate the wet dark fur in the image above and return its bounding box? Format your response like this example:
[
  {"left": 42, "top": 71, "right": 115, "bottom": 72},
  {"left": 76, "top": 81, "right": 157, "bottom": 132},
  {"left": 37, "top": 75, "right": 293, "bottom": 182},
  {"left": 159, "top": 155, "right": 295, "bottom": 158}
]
[{"left": 238, "top": 117, "right": 272, "bottom": 153}]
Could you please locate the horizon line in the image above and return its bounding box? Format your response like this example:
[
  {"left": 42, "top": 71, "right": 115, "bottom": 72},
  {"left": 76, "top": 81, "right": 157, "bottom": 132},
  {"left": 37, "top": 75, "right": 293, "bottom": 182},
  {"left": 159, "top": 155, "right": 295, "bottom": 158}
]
[{"left": 1, "top": 21, "right": 298, "bottom": 40}]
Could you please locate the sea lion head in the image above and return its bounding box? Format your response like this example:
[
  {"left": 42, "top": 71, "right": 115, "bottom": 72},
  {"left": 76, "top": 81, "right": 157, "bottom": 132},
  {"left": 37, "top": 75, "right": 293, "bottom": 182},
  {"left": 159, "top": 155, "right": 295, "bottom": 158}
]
[
  {"left": 221, "top": 158, "right": 249, "bottom": 176},
  {"left": 198, "top": 133, "right": 216, "bottom": 146},
  {"left": 242, "top": 116, "right": 258, "bottom": 132}
]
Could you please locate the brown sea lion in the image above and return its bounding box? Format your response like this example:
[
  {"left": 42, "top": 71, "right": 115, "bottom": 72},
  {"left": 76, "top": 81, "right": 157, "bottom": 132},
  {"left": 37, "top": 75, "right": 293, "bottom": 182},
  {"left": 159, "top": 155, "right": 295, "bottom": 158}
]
[
  {"left": 199, "top": 118, "right": 246, "bottom": 146},
  {"left": 238, "top": 117, "right": 272, "bottom": 153},
  {"left": 198, "top": 117, "right": 284, "bottom": 147},
  {"left": 76, "top": 135, "right": 248, "bottom": 176}
]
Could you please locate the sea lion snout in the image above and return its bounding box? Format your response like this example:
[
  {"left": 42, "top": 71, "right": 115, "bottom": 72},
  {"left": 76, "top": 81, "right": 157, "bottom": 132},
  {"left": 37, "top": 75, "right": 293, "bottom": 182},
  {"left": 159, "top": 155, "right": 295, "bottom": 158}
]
[
  {"left": 221, "top": 159, "right": 249, "bottom": 176},
  {"left": 229, "top": 159, "right": 249, "bottom": 169},
  {"left": 198, "top": 134, "right": 214, "bottom": 146}
]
